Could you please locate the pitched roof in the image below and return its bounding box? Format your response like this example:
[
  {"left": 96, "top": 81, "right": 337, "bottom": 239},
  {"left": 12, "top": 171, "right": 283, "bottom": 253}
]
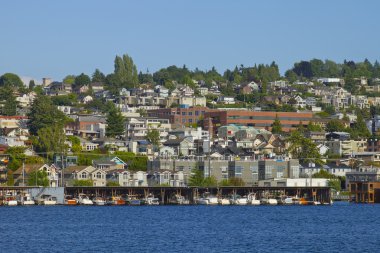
[{"left": 13, "top": 164, "right": 46, "bottom": 175}]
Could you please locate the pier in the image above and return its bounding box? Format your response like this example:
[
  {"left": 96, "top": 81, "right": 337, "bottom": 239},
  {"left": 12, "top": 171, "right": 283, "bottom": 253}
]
[
  {"left": 0, "top": 186, "right": 332, "bottom": 205},
  {"left": 349, "top": 182, "right": 380, "bottom": 203}
]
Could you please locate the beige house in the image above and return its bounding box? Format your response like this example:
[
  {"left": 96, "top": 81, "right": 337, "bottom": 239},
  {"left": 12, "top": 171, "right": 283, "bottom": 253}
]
[{"left": 64, "top": 165, "right": 106, "bottom": 186}]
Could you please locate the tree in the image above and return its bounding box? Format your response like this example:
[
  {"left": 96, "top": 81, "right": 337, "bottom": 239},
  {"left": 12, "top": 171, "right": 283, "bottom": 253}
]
[
  {"left": 106, "top": 106, "right": 125, "bottom": 138},
  {"left": 28, "top": 80, "right": 36, "bottom": 90},
  {"left": 325, "top": 119, "right": 346, "bottom": 133},
  {"left": 113, "top": 53, "right": 139, "bottom": 89},
  {"left": 63, "top": 75, "right": 76, "bottom": 84},
  {"left": 28, "top": 94, "right": 67, "bottom": 135},
  {"left": 92, "top": 69, "right": 106, "bottom": 83},
  {"left": 271, "top": 115, "right": 282, "bottom": 134},
  {"left": 351, "top": 112, "right": 371, "bottom": 138},
  {"left": 106, "top": 181, "right": 120, "bottom": 187},
  {"left": 73, "top": 179, "right": 93, "bottom": 186},
  {"left": 28, "top": 170, "right": 49, "bottom": 186},
  {"left": 188, "top": 169, "right": 204, "bottom": 186},
  {"left": 34, "top": 124, "right": 66, "bottom": 155},
  {"left": 146, "top": 129, "right": 160, "bottom": 147},
  {"left": 68, "top": 136, "right": 82, "bottom": 153},
  {"left": 0, "top": 73, "right": 23, "bottom": 88},
  {"left": 307, "top": 122, "right": 322, "bottom": 132},
  {"left": 287, "top": 131, "right": 323, "bottom": 165},
  {"left": 74, "top": 73, "right": 91, "bottom": 89},
  {"left": 1, "top": 92, "right": 18, "bottom": 116}
]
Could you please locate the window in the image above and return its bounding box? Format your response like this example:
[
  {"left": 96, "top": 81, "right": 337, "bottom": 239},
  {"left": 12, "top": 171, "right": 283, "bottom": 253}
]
[
  {"left": 182, "top": 119, "right": 186, "bottom": 123},
  {"left": 188, "top": 112, "right": 192, "bottom": 116},
  {"left": 189, "top": 119, "right": 193, "bottom": 123},
  {"left": 195, "top": 111, "right": 199, "bottom": 116},
  {"left": 182, "top": 112, "right": 186, "bottom": 116},
  {"left": 81, "top": 172, "right": 87, "bottom": 179},
  {"left": 96, "top": 172, "right": 102, "bottom": 179},
  {"left": 235, "top": 166, "right": 243, "bottom": 178}
]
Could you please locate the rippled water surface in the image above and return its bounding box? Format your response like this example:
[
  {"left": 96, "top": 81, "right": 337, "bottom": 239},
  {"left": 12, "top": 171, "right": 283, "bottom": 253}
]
[{"left": 1, "top": 202, "right": 379, "bottom": 253}]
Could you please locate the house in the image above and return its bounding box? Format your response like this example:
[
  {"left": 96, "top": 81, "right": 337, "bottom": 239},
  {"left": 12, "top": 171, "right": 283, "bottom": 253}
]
[
  {"left": 107, "top": 170, "right": 148, "bottom": 186},
  {"left": 293, "top": 95, "right": 306, "bottom": 108},
  {"left": 91, "top": 82, "right": 105, "bottom": 92},
  {"left": 258, "top": 178, "right": 329, "bottom": 187},
  {"left": 217, "top": 96, "right": 235, "bottom": 104},
  {"left": 64, "top": 165, "right": 106, "bottom": 186},
  {"left": 163, "top": 137, "right": 195, "bottom": 156},
  {"left": 79, "top": 137, "right": 99, "bottom": 151},
  {"left": 13, "top": 164, "right": 59, "bottom": 187},
  {"left": 148, "top": 170, "right": 186, "bottom": 186},
  {"left": 305, "top": 97, "right": 317, "bottom": 107},
  {"left": 82, "top": 95, "right": 94, "bottom": 104},
  {"left": 92, "top": 156, "right": 127, "bottom": 171}
]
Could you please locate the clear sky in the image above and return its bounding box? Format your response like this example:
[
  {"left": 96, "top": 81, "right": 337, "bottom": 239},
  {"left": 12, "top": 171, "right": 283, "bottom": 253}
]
[{"left": 1, "top": 0, "right": 380, "bottom": 82}]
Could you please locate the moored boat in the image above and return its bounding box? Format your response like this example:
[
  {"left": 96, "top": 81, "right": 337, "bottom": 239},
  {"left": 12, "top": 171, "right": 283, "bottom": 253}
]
[
  {"left": 36, "top": 195, "right": 57, "bottom": 205},
  {"left": 78, "top": 194, "right": 93, "bottom": 205},
  {"left": 230, "top": 195, "right": 248, "bottom": 205},
  {"left": 145, "top": 194, "right": 160, "bottom": 205},
  {"left": 18, "top": 193, "right": 36, "bottom": 205},
  {"left": 196, "top": 192, "right": 218, "bottom": 205},
  {"left": 218, "top": 198, "right": 231, "bottom": 205},
  {"left": 247, "top": 193, "right": 260, "bottom": 205},
  {"left": 93, "top": 196, "right": 106, "bottom": 206}
]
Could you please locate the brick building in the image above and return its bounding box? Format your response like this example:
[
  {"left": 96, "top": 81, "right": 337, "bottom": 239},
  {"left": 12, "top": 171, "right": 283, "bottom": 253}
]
[
  {"left": 147, "top": 106, "right": 215, "bottom": 126},
  {"left": 203, "top": 110, "right": 313, "bottom": 137}
]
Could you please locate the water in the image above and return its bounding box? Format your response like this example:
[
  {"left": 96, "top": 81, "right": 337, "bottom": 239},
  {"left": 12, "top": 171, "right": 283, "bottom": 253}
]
[{"left": 0, "top": 202, "right": 379, "bottom": 253}]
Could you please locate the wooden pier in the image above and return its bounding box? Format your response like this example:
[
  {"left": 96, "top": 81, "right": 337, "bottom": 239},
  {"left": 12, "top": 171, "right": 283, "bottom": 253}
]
[{"left": 0, "top": 186, "right": 332, "bottom": 204}]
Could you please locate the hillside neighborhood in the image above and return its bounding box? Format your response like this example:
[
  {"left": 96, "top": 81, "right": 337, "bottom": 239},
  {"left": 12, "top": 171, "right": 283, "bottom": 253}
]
[{"left": 1, "top": 55, "right": 380, "bottom": 192}]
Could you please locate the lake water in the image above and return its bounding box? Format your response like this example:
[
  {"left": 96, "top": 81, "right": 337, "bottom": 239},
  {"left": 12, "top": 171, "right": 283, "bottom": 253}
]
[{"left": 0, "top": 202, "right": 379, "bottom": 253}]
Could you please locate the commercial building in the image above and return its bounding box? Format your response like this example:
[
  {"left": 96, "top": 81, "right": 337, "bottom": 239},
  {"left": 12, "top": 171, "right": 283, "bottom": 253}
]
[
  {"left": 203, "top": 110, "right": 313, "bottom": 136},
  {"left": 147, "top": 106, "right": 215, "bottom": 126}
]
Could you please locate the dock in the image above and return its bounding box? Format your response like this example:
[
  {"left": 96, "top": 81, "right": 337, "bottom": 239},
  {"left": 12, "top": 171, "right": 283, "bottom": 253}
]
[
  {"left": 349, "top": 182, "right": 380, "bottom": 203},
  {"left": 0, "top": 186, "right": 331, "bottom": 205}
]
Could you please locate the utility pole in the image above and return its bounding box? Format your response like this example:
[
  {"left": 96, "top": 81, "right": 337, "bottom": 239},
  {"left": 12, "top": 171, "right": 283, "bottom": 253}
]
[{"left": 22, "top": 159, "right": 25, "bottom": 186}]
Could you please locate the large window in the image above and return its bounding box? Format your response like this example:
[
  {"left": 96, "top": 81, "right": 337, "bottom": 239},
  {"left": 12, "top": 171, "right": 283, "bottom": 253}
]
[{"left": 81, "top": 172, "right": 87, "bottom": 179}]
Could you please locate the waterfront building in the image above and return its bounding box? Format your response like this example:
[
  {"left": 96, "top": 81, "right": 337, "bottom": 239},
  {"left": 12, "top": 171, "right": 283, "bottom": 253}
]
[{"left": 13, "top": 164, "right": 59, "bottom": 187}]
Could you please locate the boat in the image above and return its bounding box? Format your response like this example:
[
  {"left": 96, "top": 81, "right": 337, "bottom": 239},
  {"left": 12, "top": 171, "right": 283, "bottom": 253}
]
[
  {"left": 169, "top": 194, "right": 189, "bottom": 205},
  {"left": 127, "top": 195, "right": 141, "bottom": 206},
  {"left": 64, "top": 195, "right": 78, "bottom": 205},
  {"left": 107, "top": 196, "right": 126, "bottom": 205},
  {"left": 145, "top": 194, "right": 160, "bottom": 205},
  {"left": 196, "top": 192, "right": 218, "bottom": 205},
  {"left": 230, "top": 195, "right": 248, "bottom": 205},
  {"left": 78, "top": 194, "right": 93, "bottom": 205},
  {"left": 282, "top": 197, "right": 294, "bottom": 205},
  {"left": 18, "top": 193, "right": 36, "bottom": 205},
  {"left": 247, "top": 193, "right": 261, "bottom": 205},
  {"left": 93, "top": 196, "right": 106, "bottom": 206},
  {"left": 261, "top": 198, "right": 278, "bottom": 205},
  {"left": 4, "top": 194, "right": 18, "bottom": 206},
  {"left": 218, "top": 198, "right": 231, "bottom": 205},
  {"left": 36, "top": 195, "right": 57, "bottom": 205}
]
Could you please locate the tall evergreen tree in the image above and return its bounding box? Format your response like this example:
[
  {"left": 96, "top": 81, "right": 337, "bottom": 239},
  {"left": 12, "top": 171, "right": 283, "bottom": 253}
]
[
  {"left": 271, "top": 115, "right": 282, "bottom": 134},
  {"left": 28, "top": 95, "right": 67, "bottom": 135},
  {"left": 2, "top": 93, "right": 18, "bottom": 116},
  {"left": 113, "top": 53, "right": 139, "bottom": 89},
  {"left": 92, "top": 69, "right": 106, "bottom": 83},
  {"left": 106, "top": 107, "right": 125, "bottom": 138}
]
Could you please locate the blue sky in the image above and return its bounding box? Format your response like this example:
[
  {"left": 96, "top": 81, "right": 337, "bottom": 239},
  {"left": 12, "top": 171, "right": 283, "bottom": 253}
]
[{"left": 1, "top": 0, "right": 379, "bottom": 82}]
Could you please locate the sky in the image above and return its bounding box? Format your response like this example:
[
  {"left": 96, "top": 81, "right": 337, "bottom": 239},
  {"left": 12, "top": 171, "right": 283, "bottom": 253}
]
[{"left": 1, "top": 0, "right": 380, "bottom": 82}]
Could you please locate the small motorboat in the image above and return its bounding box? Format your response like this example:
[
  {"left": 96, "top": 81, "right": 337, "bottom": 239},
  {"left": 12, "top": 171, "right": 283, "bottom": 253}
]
[
  {"left": 36, "top": 195, "right": 57, "bottom": 205},
  {"left": 18, "top": 193, "right": 36, "bottom": 205},
  {"left": 64, "top": 195, "right": 78, "bottom": 205},
  {"left": 93, "top": 197, "right": 106, "bottom": 206},
  {"left": 196, "top": 192, "right": 218, "bottom": 205},
  {"left": 169, "top": 194, "right": 189, "bottom": 205},
  {"left": 218, "top": 198, "right": 231, "bottom": 205},
  {"left": 145, "top": 194, "right": 160, "bottom": 205},
  {"left": 230, "top": 195, "right": 248, "bottom": 205},
  {"left": 78, "top": 194, "right": 93, "bottom": 205},
  {"left": 247, "top": 193, "right": 260, "bottom": 205}
]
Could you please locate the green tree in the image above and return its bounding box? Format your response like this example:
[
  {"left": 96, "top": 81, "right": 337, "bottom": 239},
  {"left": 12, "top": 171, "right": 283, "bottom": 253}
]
[
  {"left": 63, "top": 75, "right": 76, "bottom": 84},
  {"left": 113, "top": 53, "right": 139, "bottom": 89},
  {"left": 68, "top": 136, "right": 82, "bottom": 153},
  {"left": 28, "top": 94, "right": 67, "bottom": 135},
  {"left": 73, "top": 179, "right": 93, "bottom": 186},
  {"left": 74, "top": 73, "right": 91, "bottom": 89},
  {"left": 34, "top": 124, "right": 66, "bottom": 155},
  {"left": 351, "top": 112, "right": 371, "bottom": 138},
  {"left": 106, "top": 106, "right": 125, "bottom": 138},
  {"left": 28, "top": 80, "right": 36, "bottom": 90},
  {"left": 7, "top": 171, "right": 14, "bottom": 186},
  {"left": 287, "top": 131, "right": 323, "bottom": 165},
  {"left": 271, "top": 115, "right": 282, "bottom": 134},
  {"left": 92, "top": 69, "right": 106, "bottom": 83},
  {"left": 0, "top": 73, "right": 23, "bottom": 88},
  {"left": 307, "top": 122, "right": 323, "bottom": 132},
  {"left": 28, "top": 170, "right": 49, "bottom": 186},
  {"left": 146, "top": 129, "right": 160, "bottom": 146},
  {"left": 1, "top": 92, "right": 18, "bottom": 116},
  {"left": 106, "top": 181, "right": 120, "bottom": 187},
  {"left": 188, "top": 169, "right": 204, "bottom": 186},
  {"left": 325, "top": 119, "right": 346, "bottom": 133}
]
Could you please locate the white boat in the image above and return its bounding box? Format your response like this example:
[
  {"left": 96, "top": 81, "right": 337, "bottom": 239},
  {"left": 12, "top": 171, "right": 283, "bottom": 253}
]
[
  {"left": 78, "top": 194, "right": 93, "bottom": 205},
  {"left": 230, "top": 195, "right": 248, "bottom": 205},
  {"left": 18, "top": 193, "right": 35, "bottom": 205},
  {"left": 283, "top": 197, "right": 294, "bottom": 205},
  {"left": 93, "top": 197, "right": 106, "bottom": 206},
  {"left": 4, "top": 192, "right": 18, "bottom": 206},
  {"left": 218, "top": 198, "right": 231, "bottom": 205},
  {"left": 36, "top": 195, "right": 57, "bottom": 205},
  {"left": 196, "top": 192, "right": 218, "bottom": 205},
  {"left": 261, "top": 198, "right": 278, "bottom": 205},
  {"left": 169, "top": 194, "right": 189, "bottom": 205},
  {"left": 145, "top": 194, "right": 160, "bottom": 205},
  {"left": 247, "top": 193, "right": 261, "bottom": 205}
]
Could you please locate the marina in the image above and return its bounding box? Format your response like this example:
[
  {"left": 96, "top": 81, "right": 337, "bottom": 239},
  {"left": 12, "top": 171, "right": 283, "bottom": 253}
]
[{"left": 0, "top": 186, "right": 332, "bottom": 206}]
